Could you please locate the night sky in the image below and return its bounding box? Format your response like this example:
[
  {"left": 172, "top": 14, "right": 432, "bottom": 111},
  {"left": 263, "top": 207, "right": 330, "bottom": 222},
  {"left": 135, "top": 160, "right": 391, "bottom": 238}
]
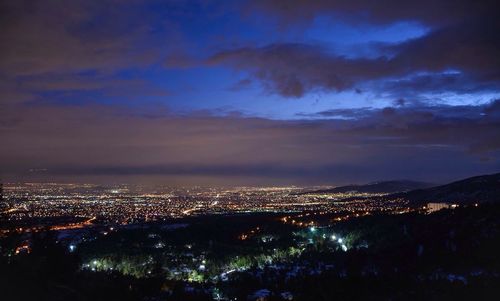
[{"left": 1, "top": 0, "right": 500, "bottom": 185}]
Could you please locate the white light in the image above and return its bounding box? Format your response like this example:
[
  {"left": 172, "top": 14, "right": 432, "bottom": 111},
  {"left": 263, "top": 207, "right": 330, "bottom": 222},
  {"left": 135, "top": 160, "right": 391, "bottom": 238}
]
[
  {"left": 341, "top": 244, "right": 348, "bottom": 251},
  {"left": 331, "top": 235, "right": 336, "bottom": 240},
  {"left": 69, "top": 244, "right": 76, "bottom": 252},
  {"left": 310, "top": 227, "right": 316, "bottom": 232},
  {"left": 337, "top": 238, "right": 343, "bottom": 243}
]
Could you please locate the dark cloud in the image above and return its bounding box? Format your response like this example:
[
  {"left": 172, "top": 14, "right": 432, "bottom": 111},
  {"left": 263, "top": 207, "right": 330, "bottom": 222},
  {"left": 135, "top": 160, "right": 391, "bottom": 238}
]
[
  {"left": 305, "top": 101, "right": 498, "bottom": 123},
  {"left": 0, "top": 0, "right": 162, "bottom": 76},
  {"left": 2, "top": 101, "right": 499, "bottom": 184},
  {"left": 210, "top": 3, "right": 500, "bottom": 98},
  {"left": 209, "top": 19, "right": 500, "bottom": 97},
  {"left": 382, "top": 73, "right": 498, "bottom": 97},
  {"left": 249, "top": 0, "right": 497, "bottom": 26},
  {"left": 208, "top": 43, "right": 390, "bottom": 97},
  {"left": 0, "top": 0, "right": 177, "bottom": 105},
  {"left": 390, "top": 16, "right": 500, "bottom": 79}
]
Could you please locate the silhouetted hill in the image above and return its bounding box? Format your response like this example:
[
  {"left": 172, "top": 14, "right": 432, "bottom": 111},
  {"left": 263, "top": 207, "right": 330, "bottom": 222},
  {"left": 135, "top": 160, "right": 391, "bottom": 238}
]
[
  {"left": 302, "top": 180, "right": 435, "bottom": 195},
  {"left": 392, "top": 172, "right": 500, "bottom": 205}
]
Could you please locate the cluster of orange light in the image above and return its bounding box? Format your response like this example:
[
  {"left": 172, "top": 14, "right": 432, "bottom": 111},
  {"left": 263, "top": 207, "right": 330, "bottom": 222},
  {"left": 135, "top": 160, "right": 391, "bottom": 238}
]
[
  {"left": 1, "top": 216, "right": 96, "bottom": 236},
  {"left": 49, "top": 216, "right": 96, "bottom": 231},
  {"left": 280, "top": 215, "right": 315, "bottom": 227},
  {"left": 281, "top": 210, "right": 375, "bottom": 227},
  {"left": 238, "top": 226, "right": 261, "bottom": 240},
  {"left": 14, "top": 244, "right": 31, "bottom": 255}
]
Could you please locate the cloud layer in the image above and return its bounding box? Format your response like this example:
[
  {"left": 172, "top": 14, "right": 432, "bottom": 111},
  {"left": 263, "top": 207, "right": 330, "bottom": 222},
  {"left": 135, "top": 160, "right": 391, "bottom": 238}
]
[
  {"left": 2, "top": 101, "right": 499, "bottom": 184},
  {"left": 210, "top": 4, "right": 500, "bottom": 98},
  {"left": 1, "top": 0, "right": 499, "bottom": 185}
]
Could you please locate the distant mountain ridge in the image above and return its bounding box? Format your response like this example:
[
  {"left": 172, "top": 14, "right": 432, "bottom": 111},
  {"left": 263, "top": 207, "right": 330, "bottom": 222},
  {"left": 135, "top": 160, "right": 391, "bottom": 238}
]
[
  {"left": 390, "top": 172, "right": 500, "bottom": 205},
  {"left": 302, "top": 180, "right": 435, "bottom": 195}
]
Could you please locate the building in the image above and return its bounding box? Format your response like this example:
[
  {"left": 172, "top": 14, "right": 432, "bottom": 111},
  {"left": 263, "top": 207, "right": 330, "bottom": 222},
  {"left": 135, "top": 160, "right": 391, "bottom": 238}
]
[{"left": 426, "top": 202, "right": 458, "bottom": 213}]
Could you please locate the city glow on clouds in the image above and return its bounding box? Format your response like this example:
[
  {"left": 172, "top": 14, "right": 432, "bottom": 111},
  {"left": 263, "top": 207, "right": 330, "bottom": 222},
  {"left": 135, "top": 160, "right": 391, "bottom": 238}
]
[{"left": 1, "top": 0, "right": 499, "bottom": 185}]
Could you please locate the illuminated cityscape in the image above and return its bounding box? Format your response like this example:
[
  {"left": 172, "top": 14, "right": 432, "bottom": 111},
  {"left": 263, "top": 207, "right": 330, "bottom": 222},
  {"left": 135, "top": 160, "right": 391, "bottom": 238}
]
[
  {"left": 0, "top": 183, "right": 411, "bottom": 234},
  {"left": 1, "top": 175, "right": 499, "bottom": 300}
]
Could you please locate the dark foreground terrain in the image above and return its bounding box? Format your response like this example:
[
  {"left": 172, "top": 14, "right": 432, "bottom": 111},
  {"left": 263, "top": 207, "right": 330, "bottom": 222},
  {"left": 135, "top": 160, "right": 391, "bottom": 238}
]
[{"left": 1, "top": 203, "right": 500, "bottom": 300}]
